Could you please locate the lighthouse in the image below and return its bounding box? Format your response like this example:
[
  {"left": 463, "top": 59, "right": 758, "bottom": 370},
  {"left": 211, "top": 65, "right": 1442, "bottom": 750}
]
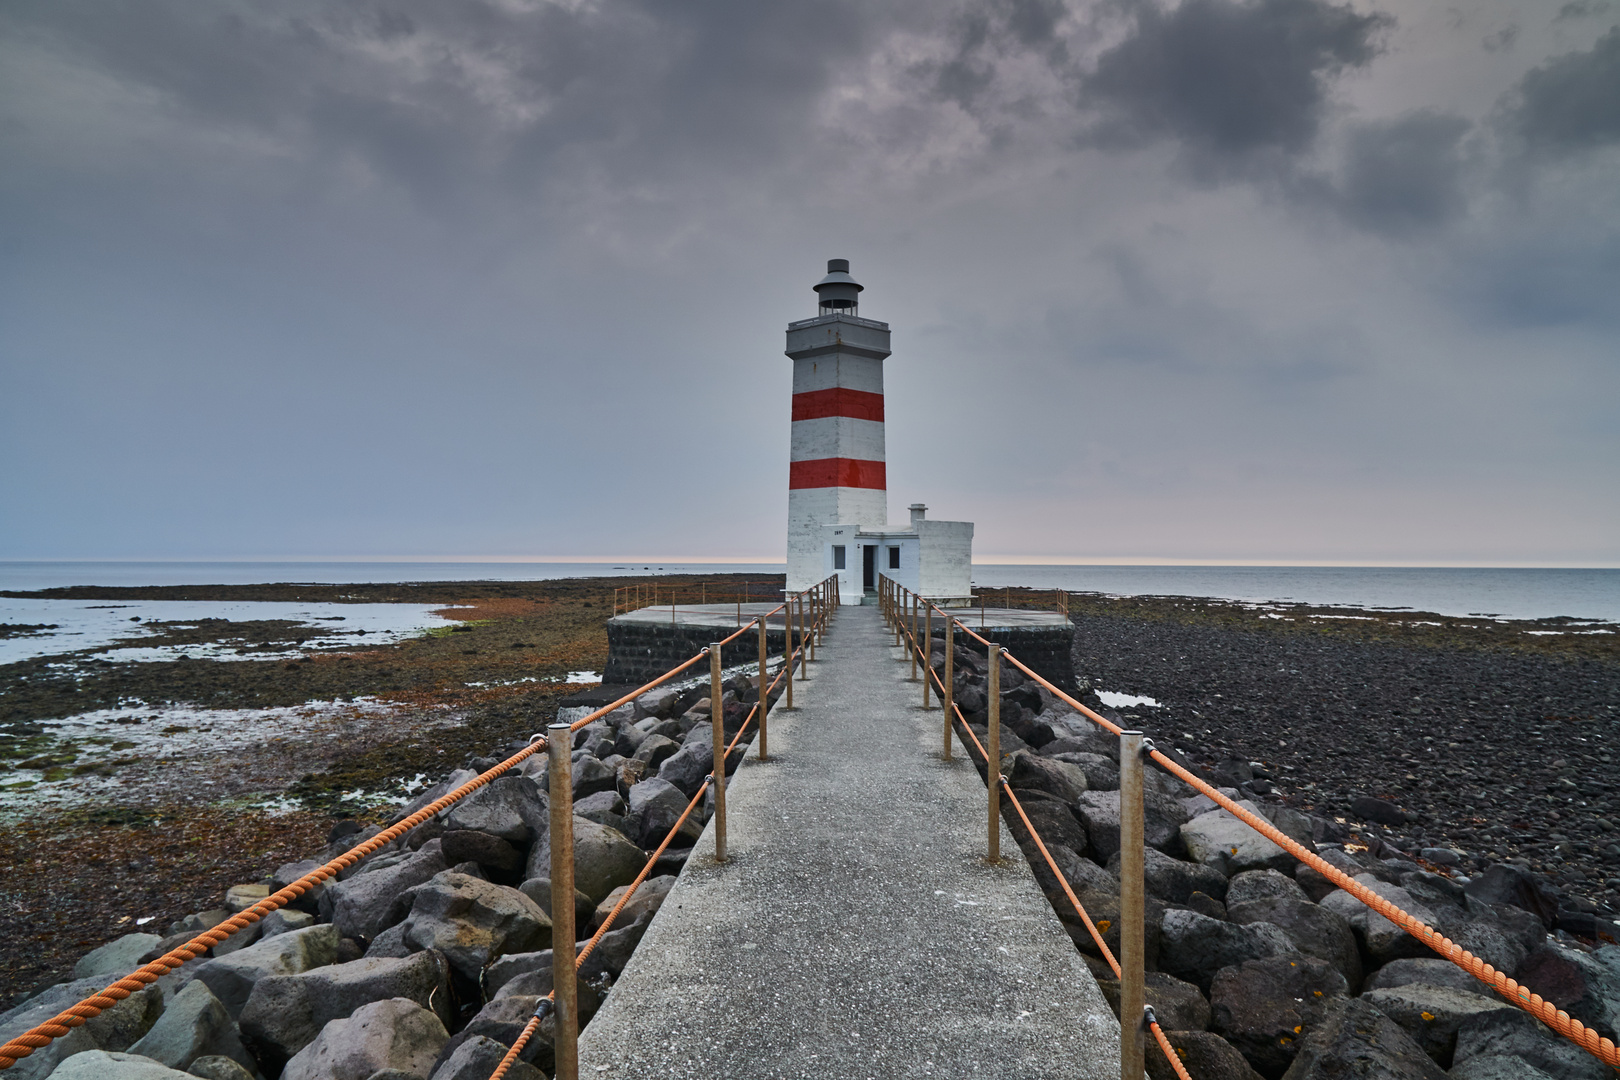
[
  {"left": 784, "top": 260, "right": 891, "bottom": 592},
  {"left": 785, "top": 260, "right": 975, "bottom": 604}
]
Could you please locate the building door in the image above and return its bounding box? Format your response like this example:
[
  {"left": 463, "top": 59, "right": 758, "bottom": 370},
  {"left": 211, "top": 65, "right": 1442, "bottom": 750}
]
[{"left": 862, "top": 544, "right": 876, "bottom": 590}]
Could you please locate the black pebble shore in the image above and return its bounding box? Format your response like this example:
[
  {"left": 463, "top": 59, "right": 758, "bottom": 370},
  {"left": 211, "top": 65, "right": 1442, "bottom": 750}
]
[{"left": 1068, "top": 597, "right": 1620, "bottom": 913}]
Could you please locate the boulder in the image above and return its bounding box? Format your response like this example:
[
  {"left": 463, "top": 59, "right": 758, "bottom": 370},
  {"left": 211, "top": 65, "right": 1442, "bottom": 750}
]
[
  {"left": 1049, "top": 843, "right": 1120, "bottom": 896},
  {"left": 1075, "top": 789, "right": 1189, "bottom": 861},
  {"left": 1059, "top": 890, "right": 1163, "bottom": 969},
  {"left": 1318, "top": 874, "right": 1438, "bottom": 963},
  {"left": 1225, "top": 869, "right": 1307, "bottom": 907},
  {"left": 281, "top": 997, "right": 448, "bottom": 1080},
  {"left": 239, "top": 951, "right": 452, "bottom": 1064},
  {"left": 1452, "top": 1006, "right": 1614, "bottom": 1080},
  {"left": 526, "top": 817, "right": 646, "bottom": 904},
  {"left": 575, "top": 788, "right": 626, "bottom": 823},
  {"left": 39, "top": 1052, "right": 193, "bottom": 1079},
  {"left": 185, "top": 1056, "right": 258, "bottom": 1080},
  {"left": 1350, "top": 795, "right": 1409, "bottom": 826},
  {"left": 1041, "top": 728, "right": 1120, "bottom": 761},
  {"left": 1186, "top": 891, "right": 1227, "bottom": 920},
  {"left": 363, "top": 925, "right": 413, "bottom": 959},
  {"left": 1181, "top": 805, "right": 1293, "bottom": 877},
  {"left": 630, "top": 734, "right": 680, "bottom": 772},
  {"left": 324, "top": 846, "right": 448, "bottom": 942},
  {"left": 593, "top": 875, "right": 677, "bottom": 930},
  {"left": 399, "top": 873, "right": 551, "bottom": 980},
  {"left": 1109, "top": 847, "right": 1228, "bottom": 904},
  {"left": 1006, "top": 752, "right": 1088, "bottom": 803},
  {"left": 272, "top": 860, "right": 326, "bottom": 912},
  {"left": 1279, "top": 998, "right": 1446, "bottom": 1079},
  {"left": 657, "top": 740, "right": 714, "bottom": 797},
  {"left": 188, "top": 924, "right": 341, "bottom": 1018},
  {"left": 440, "top": 774, "right": 545, "bottom": 843},
  {"left": 224, "top": 884, "right": 270, "bottom": 914},
  {"left": 1359, "top": 983, "right": 1519, "bottom": 1067},
  {"left": 1463, "top": 865, "right": 1560, "bottom": 929},
  {"left": 126, "top": 979, "right": 252, "bottom": 1073},
  {"left": 1159, "top": 910, "right": 1299, "bottom": 992},
  {"left": 75, "top": 933, "right": 164, "bottom": 981},
  {"left": 260, "top": 909, "right": 316, "bottom": 939},
  {"left": 572, "top": 756, "right": 618, "bottom": 800},
  {"left": 430, "top": 996, "right": 553, "bottom": 1073},
  {"left": 1362, "top": 958, "right": 1496, "bottom": 998},
  {"left": 1094, "top": 970, "right": 1211, "bottom": 1031},
  {"left": 1007, "top": 797, "right": 1089, "bottom": 860},
  {"left": 634, "top": 688, "right": 678, "bottom": 720},
  {"left": 1210, "top": 955, "right": 1348, "bottom": 1077},
  {"left": 1146, "top": 1030, "right": 1264, "bottom": 1080},
  {"left": 1513, "top": 942, "right": 1620, "bottom": 1041},
  {"left": 439, "top": 830, "right": 523, "bottom": 876},
  {"left": 623, "top": 777, "right": 701, "bottom": 848},
  {"left": 429, "top": 1034, "right": 546, "bottom": 1080},
  {"left": 517, "top": 878, "right": 595, "bottom": 929},
  {"left": 1046, "top": 751, "right": 1119, "bottom": 791},
  {"left": 0, "top": 976, "right": 164, "bottom": 1080},
  {"left": 1227, "top": 896, "right": 1362, "bottom": 989},
  {"left": 1446, "top": 1055, "right": 1558, "bottom": 1080}
]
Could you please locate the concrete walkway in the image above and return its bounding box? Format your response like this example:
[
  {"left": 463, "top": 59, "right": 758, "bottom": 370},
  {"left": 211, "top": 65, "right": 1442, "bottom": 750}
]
[{"left": 579, "top": 605, "right": 1121, "bottom": 1079}]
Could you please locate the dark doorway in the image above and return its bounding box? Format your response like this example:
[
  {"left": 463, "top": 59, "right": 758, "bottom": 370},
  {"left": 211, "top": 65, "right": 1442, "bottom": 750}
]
[{"left": 862, "top": 544, "right": 876, "bottom": 590}]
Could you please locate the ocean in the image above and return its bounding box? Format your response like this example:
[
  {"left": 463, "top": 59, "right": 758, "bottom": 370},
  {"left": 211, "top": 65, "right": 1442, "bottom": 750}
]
[{"left": 2, "top": 561, "right": 1617, "bottom": 623}]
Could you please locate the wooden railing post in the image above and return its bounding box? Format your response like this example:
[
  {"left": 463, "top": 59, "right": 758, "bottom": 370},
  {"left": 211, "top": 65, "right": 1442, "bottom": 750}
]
[{"left": 942, "top": 617, "right": 954, "bottom": 760}]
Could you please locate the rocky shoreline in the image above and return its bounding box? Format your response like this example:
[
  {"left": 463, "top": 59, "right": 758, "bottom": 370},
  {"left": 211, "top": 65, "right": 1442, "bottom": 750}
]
[{"left": 3, "top": 581, "right": 1616, "bottom": 1078}]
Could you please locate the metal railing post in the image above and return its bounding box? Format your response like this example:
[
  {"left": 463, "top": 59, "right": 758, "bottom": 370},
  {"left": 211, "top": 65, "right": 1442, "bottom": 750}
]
[
  {"left": 546, "top": 724, "right": 579, "bottom": 1080},
  {"left": 987, "top": 642, "right": 1001, "bottom": 862},
  {"left": 757, "top": 616, "right": 769, "bottom": 761},
  {"left": 922, "top": 601, "right": 933, "bottom": 709},
  {"left": 710, "top": 644, "right": 727, "bottom": 863},
  {"left": 942, "top": 617, "right": 954, "bottom": 760},
  {"left": 1119, "top": 729, "right": 1146, "bottom": 1080},
  {"left": 908, "top": 592, "right": 918, "bottom": 681},
  {"left": 798, "top": 595, "right": 808, "bottom": 680}
]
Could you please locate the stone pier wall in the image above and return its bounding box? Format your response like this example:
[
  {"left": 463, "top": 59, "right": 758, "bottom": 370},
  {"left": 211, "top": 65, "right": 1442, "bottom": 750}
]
[{"left": 603, "top": 622, "right": 802, "bottom": 686}]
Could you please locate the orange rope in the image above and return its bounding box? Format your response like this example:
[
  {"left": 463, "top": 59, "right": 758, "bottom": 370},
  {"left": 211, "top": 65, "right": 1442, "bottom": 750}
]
[
  {"left": 489, "top": 640, "right": 791, "bottom": 1079},
  {"left": 931, "top": 591, "right": 1620, "bottom": 1073}
]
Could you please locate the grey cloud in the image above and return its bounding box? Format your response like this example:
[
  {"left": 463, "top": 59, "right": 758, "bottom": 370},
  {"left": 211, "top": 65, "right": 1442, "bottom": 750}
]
[
  {"left": 1335, "top": 111, "right": 1472, "bottom": 234},
  {"left": 1555, "top": 1, "right": 1612, "bottom": 22},
  {"left": 1504, "top": 27, "right": 1620, "bottom": 154},
  {"left": 1482, "top": 25, "right": 1519, "bottom": 52},
  {"left": 1081, "top": 0, "right": 1391, "bottom": 169}
]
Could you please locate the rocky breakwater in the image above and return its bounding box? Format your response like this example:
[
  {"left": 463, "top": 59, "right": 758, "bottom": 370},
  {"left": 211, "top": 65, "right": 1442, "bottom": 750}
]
[
  {"left": 1, "top": 670, "right": 780, "bottom": 1080},
  {"left": 937, "top": 639, "right": 1620, "bottom": 1079}
]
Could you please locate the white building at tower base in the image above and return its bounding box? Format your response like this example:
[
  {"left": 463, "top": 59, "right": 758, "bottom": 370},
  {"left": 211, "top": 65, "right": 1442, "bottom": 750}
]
[{"left": 820, "top": 503, "right": 974, "bottom": 607}]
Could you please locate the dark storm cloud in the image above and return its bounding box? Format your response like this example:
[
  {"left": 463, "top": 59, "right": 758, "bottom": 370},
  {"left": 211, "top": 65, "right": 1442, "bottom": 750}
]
[
  {"left": 1334, "top": 111, "right": 1472, "bottom": 234},
  {"left": 1081, "top": 0, "right": 1391, "bottom": 168},
  {"left": 1503, "top": 27, "right": 1620, "bottom": 154},
  {"left": 2, "top": 0, "right": 895, "bottom": 208}
]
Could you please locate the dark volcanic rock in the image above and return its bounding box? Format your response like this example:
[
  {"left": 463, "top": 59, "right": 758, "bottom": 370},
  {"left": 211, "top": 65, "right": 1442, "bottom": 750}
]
[
  {"left": 1148, "top": 1030, "right": 1264, "bottom": 1080},
  {"left": 1210, "top": 955, "right": 1348, "bottom": 1077},
  {"left": 1279, "top": 997, "right": 1446, "bottom": 1079},
  {"left": 1350, "top": 795, "right": 1408, "bottom": 826},
  {"left": 1108, "top": 846, "right": 1229, "bottom": 904},
  {"left": 1159, "top": 909, "right": 1299, "bottom": 991}
]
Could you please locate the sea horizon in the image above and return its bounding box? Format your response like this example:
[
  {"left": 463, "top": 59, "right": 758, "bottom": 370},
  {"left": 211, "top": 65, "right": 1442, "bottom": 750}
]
[{"left": 3, "top": 560, "right": 1618, "bottom": 623}]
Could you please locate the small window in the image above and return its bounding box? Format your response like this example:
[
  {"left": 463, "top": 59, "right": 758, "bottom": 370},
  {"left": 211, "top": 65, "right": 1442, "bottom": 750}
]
[
  {"left": 832, "top": 545, "right": 846, "bottom": 570},
  {"left": 888, "top": 546, "right": 901, "bottom": 569}
]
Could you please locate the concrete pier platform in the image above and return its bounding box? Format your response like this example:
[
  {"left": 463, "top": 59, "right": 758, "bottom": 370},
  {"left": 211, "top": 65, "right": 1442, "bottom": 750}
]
[{"left": 579, "top": 604, "right": 1119, "bottom": 1079}]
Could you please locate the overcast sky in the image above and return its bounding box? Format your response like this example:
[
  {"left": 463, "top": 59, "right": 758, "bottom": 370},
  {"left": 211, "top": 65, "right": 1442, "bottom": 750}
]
[{"left": 2, "top": 0, "right": 1616, "bottom": 566}]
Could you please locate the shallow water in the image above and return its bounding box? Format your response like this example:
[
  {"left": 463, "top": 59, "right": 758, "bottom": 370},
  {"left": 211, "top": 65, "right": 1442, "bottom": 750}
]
[{"left": 0, "top": 598, "right": 458, "bottom": 665}]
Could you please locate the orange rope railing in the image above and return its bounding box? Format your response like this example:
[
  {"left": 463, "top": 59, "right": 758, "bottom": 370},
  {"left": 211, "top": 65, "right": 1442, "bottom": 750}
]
[
  {"left": 895, "top": 586, "right": 1191, "bottom": 1079},
  {"left": 0, "top": 579, "right": 831, "bottom": 1074},
  {"left": 487, "top": 605, "right": 813, "bottom": 1080},
  {"left": 887, "top": 575, "right": 1620, "bottom": 1073}
]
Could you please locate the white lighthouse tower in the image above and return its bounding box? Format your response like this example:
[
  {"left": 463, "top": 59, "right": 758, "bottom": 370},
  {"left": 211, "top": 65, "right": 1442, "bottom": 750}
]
[{"left": 785, "top": 261, "right": 975, "bottom": 604}]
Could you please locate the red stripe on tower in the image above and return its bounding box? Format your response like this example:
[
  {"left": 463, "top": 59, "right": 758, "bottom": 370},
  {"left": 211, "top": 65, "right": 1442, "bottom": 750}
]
[
  {"left": 791, "top": 387, "right": 885, "bottom": 423},
  {"left": 788, "top": 458, "right": 887, "bottom": 490}
]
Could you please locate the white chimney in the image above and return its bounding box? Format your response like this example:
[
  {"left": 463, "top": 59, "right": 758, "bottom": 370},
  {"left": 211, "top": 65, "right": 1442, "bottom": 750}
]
[{"left": 909, "top": 503, "right": 927, "bottom": 524}]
